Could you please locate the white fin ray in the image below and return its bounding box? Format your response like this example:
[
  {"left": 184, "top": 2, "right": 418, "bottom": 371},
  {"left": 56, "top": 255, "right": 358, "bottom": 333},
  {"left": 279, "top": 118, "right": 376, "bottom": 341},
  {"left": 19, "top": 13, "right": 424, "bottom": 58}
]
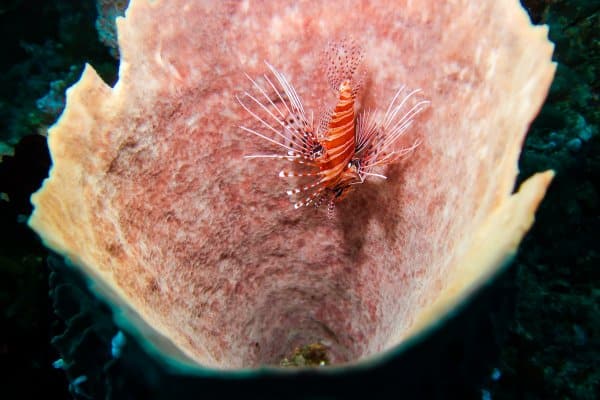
[
  {"left": 237, "top": 62, "right": 321, "bottom": 159},
  {"left": 355, "top": 86, "right": 429, "bottom": 175}
]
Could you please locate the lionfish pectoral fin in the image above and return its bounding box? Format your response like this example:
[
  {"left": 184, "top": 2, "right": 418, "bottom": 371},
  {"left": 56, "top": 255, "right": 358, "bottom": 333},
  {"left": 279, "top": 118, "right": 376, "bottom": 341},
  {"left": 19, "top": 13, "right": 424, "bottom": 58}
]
[
  {"left": 354, "top": 86, "right": 429, "bottom": 175},
  {"left": 238, "top": 61, "right": 321, "bottom": 160},
  {"left": 287, "top": 183, "right": 328, "bottom": 209},
  {"left": 355, "top": 109, "right": 379, "bottom": 154}
]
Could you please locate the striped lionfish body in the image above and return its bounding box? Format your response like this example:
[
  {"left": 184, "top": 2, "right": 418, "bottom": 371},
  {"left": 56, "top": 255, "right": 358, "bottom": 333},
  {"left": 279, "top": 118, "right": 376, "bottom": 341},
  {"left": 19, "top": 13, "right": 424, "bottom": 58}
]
[
  {"left": 317, "top": 81, "right": 357, "bottom": 186},
  {"left": 307, "top": 40, "right": 364, "bottom": 211},
  {"left": 237, "top": 39, "right": 429, "bottom": 216}
]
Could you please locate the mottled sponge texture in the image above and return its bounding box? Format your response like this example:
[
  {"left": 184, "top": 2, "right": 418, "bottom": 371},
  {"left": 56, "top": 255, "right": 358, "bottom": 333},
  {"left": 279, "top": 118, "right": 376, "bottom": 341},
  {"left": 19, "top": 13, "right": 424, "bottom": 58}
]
[{"left": 30, "top": 0, "right": 555, "bottom": 369}]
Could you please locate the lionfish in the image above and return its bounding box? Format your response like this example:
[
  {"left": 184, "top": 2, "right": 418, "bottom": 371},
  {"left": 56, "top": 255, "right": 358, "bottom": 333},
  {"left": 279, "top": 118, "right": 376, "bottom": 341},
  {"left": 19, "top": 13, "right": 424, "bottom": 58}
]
[{"left": 237, "top": 39, "right": 429, "bottom": 216}]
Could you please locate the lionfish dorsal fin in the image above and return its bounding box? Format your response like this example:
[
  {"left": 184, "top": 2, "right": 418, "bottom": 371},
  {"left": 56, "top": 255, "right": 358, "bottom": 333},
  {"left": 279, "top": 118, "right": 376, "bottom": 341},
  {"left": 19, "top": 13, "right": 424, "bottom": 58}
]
[{"left": 322, "top": 38, "right": 365, "bottom": 95}]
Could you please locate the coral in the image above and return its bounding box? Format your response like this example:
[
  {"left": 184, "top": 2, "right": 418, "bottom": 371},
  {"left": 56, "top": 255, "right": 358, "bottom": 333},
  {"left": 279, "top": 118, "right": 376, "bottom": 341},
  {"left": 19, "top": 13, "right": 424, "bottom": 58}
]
[
  {"left": 492, "top": 2, "right": 599, "bottom": 396},
  {"left": 279, "top": 343, "right": 330, "bottom": 367},
  {"left": 29, "top": 0, "right": 555, "bottom": 371},
  {"left": 95, "top": 0, "right": 128, "bottom": 58},
  {"left": 0, "top": 1, "right": 117, "bottom": 156},
  {"left": 0, "top": 135, "right": 69, "bottom": 398}
]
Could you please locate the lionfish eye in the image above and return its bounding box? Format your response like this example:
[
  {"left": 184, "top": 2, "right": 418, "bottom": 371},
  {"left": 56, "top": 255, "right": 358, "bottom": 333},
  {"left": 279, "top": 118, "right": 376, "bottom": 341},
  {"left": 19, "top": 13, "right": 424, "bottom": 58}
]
[
  {"left": 348, "top": 159, "right": 360, "bottom": 170},
  {"left": 311, "top": 144, "right": 324, "bottom": 159}
]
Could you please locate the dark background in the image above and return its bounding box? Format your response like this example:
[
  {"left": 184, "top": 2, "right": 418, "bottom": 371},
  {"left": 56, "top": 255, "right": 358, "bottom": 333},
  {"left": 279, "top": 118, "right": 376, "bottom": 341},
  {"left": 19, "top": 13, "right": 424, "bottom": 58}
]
[{"left": 0, "top": 1, "right": 597, "bottom": 398}]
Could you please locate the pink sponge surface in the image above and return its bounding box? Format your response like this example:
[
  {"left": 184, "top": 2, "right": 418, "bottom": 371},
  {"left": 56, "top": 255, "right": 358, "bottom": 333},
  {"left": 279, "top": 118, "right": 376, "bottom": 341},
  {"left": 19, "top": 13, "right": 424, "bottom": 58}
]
[{"left": 30, "top": 0, "right": 555, "bottom": 369}]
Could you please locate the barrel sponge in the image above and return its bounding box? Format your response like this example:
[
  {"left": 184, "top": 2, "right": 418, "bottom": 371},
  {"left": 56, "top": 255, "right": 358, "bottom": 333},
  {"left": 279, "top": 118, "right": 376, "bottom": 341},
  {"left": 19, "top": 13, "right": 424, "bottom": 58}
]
[{"left": 29, "top": 0, "right": 556, "bottom": 369}]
